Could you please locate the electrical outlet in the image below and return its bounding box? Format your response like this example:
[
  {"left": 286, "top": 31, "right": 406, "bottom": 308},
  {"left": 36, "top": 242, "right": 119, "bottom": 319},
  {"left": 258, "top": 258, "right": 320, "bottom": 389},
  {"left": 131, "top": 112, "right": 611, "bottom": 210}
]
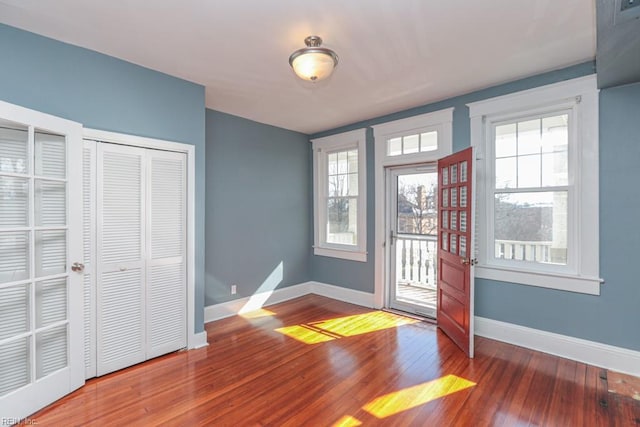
[{"left": 231, "top": 284, "right": 237, "bottom": 295}]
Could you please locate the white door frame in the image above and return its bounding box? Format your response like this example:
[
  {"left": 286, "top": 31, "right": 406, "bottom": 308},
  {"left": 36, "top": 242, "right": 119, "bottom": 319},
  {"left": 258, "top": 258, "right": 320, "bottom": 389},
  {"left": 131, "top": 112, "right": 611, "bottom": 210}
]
[
  {"left": 372, "top": 108, "right": 454, "bottom": 309},
  {"left": 386, "top": 163, "right": 438, "bottom": 317},
  {"left": 83, "top": 128, "right": 199, "bottom": 350}
]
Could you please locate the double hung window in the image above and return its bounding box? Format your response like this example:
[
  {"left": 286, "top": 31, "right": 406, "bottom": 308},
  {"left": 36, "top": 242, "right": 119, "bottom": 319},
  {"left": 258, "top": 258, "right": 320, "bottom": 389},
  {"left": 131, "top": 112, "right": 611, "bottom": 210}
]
[
  {"left": 469, "top": 75, "right": 601, "bottom": 294},
  {"left": 312, "top": 129, "right": 367, "bottom": 262}
]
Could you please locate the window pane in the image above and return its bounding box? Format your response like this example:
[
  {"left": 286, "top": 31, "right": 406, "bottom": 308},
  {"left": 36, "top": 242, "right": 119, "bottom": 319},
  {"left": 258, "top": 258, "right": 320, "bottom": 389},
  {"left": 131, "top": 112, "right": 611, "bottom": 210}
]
[
  {"left": 542, "top": 115, "right": 568, "bottom": 153},
  {"left": 347, "top": 149, "right": 358, "bottom": 173},
  {"left": 517, "top": 119, "right": 541, "bottom": 155},
  {"left": 337, "top": 151, "right": 348, "bottom": 174},
  {"left": 388, "top": 138, "right": 402, "bottom": 156},
  {"left": 0, "top": 125, "right": 28, "bottom": 174},
  {"left": 0, "top": 231, "right": 30, "bottom": 284},
  {"left": 35, "top": 180, "right": 66, "bottom": 226},
  {"left": 36, "top": 278, "right": 67, "bottom": 328},
  {"left": 397, "top": 172, "right": 437, "bottom": 234},
  {"left": 328, "top": 153, "right": 337, "bottom": 175},
  {"left": 0, "top": 336, "right": 30, "bottom": 397},
  {"left": 36, "top": 324, "right": 68, "bottom": 379},
  {"left": 494, "top": 191, "right": 567, "bottom": 265},
  {"left": 403, "top": 134, "right": 419, "bottom": 154},
  {"left": 348, "top": 173, "right": 359, "bottom": 196},
  {"left": 517, "top": 154, "right": 541, "bottom": 188},
  {"left": 460, "top": 161, "right": 468, "bottom": 182},
  {"left": 495, "top": 157, "right": 516, "bottom": 189},
  {"left": 0, "top": 176, "right": 29, "bottom": 227},
  {"left": 328, "top": 175, "right": 346, "bottom": 197},
  {"left": 327, "top": 198, "right": 357, "bottom": 245},
  {"left": 35, "top": 230, "right": 67, "bottom": 277},
  {"left": 0, "top": 283, "right": 30, "bottom": 341},
  {"left": 420, "top": 131, "right": 438, "bottom": 152},
  {"left": 35, "top": 131, "right": 66, "bottom": 179},
  {"left": 495, "top": 123, "right": 516, "bottom": 158},
  {"left": 541, "top": 151, "right": 568, "bottom": 187}
]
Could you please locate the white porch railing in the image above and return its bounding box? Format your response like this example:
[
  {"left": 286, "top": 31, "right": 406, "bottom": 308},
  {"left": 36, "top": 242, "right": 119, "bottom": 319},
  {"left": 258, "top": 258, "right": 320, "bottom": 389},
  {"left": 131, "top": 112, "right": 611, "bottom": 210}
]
[
  {"left": 396, "top": 235, "right": 437, "bottom": 289},
  {"left": 495, "top": 239, "right": 552, "bottom": 263}
]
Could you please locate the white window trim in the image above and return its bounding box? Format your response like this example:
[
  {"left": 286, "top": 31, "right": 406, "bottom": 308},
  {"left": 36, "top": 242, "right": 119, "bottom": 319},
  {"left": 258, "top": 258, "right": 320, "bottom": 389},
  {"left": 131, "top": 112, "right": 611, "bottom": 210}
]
[
  {"left": 372, "top": 108, "right": 454, "bottom": 166},
  {"left": 372, "top": 108, "right": 454, "bottom": 308},
  {"left": 468, "top": 75, "right": 602, "bottom": 295},
  {"left": 311, "top": 128, "right": 367, "bottom": 262}
]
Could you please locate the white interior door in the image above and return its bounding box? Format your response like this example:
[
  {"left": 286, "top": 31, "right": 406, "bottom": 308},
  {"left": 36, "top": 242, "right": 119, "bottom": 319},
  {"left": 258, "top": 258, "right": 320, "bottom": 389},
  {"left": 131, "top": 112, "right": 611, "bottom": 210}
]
[
  {"left": 0, "top": 101, "right": 84, "bottom": 419},
  {"left": 96, "top": 143, "right": 146, "bottom": 376}
]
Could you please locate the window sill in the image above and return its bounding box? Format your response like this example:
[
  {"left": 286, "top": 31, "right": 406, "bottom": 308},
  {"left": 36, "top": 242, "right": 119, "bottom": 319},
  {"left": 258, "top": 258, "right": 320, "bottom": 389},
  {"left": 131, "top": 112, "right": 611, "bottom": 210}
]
[
  {"left": 475, "top": 265, "right": 603, "bottom": 295},
  {"left": 313, "top": 246, "right": 367, "bottom": 262}
]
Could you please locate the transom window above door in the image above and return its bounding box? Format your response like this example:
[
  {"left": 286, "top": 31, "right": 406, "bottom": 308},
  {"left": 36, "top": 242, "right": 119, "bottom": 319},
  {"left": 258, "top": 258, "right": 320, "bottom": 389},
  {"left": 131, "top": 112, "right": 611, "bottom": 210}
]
[{"left": 373, "top": 108, "right": 453, "bottom": 166}]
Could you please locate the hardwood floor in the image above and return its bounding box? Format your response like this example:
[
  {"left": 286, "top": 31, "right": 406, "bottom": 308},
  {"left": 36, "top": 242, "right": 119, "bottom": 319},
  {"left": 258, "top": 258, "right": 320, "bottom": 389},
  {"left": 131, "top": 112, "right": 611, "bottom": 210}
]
[{"left": 28, "top": 295, "right": 639, "bottom": 426}]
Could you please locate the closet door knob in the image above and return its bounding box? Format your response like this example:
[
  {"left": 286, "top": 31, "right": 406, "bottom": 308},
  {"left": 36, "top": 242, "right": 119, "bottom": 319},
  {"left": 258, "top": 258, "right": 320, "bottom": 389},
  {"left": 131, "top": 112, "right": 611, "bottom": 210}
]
[{"left": 71, "top": 262, "right": 85, "bottom": 272}]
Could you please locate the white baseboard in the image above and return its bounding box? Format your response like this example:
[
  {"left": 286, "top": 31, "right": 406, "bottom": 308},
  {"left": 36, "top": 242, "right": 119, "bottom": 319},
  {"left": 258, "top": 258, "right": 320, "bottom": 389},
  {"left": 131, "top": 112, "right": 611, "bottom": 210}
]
[
  {"left": 204, "top": 282, "right": 312, "bottom": 323},
  {"left": 308, "top": 281, "right": 376, "bottom": 308},
  {"left": 203, "top": 281, "right": 375, "bottom": 323},
  {"left": 203, "top": 283, "right": 640, "bottom": 376},
  {"left": 475, "top": 316, "right": 640, "bottom": 377},
  {"left": 189, "top": 331, "right": 209, "bottom": 349}
]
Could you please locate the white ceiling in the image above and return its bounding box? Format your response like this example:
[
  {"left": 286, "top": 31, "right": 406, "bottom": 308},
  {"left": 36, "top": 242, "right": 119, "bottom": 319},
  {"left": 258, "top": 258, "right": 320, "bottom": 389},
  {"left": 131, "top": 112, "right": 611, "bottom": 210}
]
[{"left": 0, "top": 0, "right": 596, "bottom": 134}]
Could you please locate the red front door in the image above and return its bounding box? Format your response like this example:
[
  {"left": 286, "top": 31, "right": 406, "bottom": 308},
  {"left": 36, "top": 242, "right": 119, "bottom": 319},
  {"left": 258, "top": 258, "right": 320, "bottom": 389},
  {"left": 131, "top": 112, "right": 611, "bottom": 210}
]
[{"left": 437, "top": 147, "right": 475, "bottom": 357}]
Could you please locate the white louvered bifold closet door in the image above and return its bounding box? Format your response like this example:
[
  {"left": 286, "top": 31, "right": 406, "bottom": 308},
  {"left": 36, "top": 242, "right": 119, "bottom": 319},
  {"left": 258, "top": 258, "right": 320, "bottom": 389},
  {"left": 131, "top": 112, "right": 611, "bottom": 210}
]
[
  {"left": 96, "top": 143, "right": 146, "bottom": 376},
  {"left": 146, "top": 150, "right": 187, "bottom": 358},
  {"left": 0, "top": 101, "right": 84, "bottom": 420}
]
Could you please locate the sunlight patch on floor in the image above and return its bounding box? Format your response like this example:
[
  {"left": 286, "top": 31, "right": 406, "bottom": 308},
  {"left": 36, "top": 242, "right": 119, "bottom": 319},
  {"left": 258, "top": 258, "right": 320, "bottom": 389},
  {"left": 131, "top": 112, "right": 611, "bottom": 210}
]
[
  {"left": 331, "top": 415, "right": 363, "bottom": 426},
  {"left": 239, "top": 308, "right": 276, "bottom": 319},
  {"left": 275, "top": 311, "right": 419, "bottom": 344},
  {"left": 275, "top": 324, "right": 338, "bottom": 344},
  {"left": 363, "top": 374, "right": 476, "bottom": 418}
]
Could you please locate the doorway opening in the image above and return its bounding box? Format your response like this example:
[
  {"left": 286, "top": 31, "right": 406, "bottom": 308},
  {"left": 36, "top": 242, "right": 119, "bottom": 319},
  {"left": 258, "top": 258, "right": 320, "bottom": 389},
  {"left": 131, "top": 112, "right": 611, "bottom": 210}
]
[{"left": 387, "top": 164, "right": 438, "bottom": 318}]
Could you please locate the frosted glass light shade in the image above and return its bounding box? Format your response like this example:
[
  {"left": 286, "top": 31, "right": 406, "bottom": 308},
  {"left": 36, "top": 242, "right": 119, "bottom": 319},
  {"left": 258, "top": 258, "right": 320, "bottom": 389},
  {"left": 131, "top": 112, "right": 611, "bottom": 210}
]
[
  {"left": 291, "top": 51, "right": 337, "bottom": 82},
  {"left": 289, "top": 36, "right": 338, "bottom": 82}
]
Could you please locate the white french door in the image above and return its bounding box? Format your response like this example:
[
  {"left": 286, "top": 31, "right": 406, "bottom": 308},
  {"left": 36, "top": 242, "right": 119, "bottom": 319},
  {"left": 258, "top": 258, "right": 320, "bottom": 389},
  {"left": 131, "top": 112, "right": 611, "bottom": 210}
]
[
  {"left": 0, "top": 101, "right": 84, "bottom": 419},
  {"left": 387, "top": 164, "right": 439, "bottom": 318}
]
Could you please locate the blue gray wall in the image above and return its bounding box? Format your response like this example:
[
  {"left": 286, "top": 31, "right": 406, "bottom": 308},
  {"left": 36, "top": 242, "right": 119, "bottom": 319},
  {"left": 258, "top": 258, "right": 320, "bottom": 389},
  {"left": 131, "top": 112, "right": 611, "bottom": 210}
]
[
  {"left": 311, "top": 61, "right": 640, "bottom": 352},
  {"left": 0, "top": 24, "right": 207, "bottom": 333},
  {"left": 205, "top": 110, "right": 310, "bottom": 305}
]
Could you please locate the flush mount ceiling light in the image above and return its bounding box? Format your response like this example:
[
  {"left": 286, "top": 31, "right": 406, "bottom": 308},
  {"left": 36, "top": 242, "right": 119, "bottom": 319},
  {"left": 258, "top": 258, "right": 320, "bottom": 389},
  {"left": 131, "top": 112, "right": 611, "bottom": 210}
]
[{"left": 289, "top": 35, "right": 339, "bottom": 82}]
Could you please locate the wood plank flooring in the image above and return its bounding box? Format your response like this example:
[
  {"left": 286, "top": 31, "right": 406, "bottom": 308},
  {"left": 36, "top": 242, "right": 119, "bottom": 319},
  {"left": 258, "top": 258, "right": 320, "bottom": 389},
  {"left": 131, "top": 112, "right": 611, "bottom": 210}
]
[{"left": 28, "top": 295, "right": 640, "bottom": 426}]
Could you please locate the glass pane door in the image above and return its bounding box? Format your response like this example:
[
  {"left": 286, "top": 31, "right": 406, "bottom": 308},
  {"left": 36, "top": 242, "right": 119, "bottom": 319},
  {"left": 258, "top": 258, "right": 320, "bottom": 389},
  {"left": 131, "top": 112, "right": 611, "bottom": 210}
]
[
  {"left": 388, "top": 166, "right": 438, "bottom": 318},
  {"left": 0, "top": 103, "right": 83, "bottom": 421}
]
